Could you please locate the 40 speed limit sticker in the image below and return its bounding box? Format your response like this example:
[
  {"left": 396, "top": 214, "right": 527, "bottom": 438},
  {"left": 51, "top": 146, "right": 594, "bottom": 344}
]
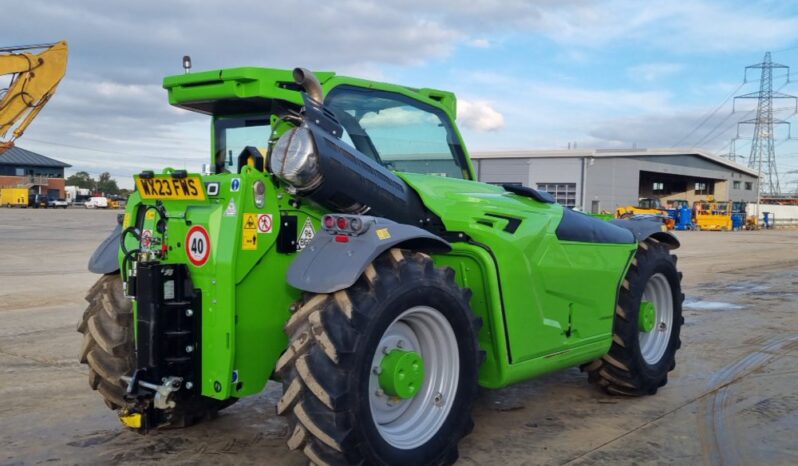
[{"left": 186, "top": 225, "right": 211, "bottom": 267}]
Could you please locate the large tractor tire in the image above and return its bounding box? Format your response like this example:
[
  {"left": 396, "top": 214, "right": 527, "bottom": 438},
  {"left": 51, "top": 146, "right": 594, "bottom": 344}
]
[
  {"left": 77, "top": 274, "right": 235, "bottom": 428},
  {"left": 584, "top": 238, "right": 684, "bottom": 395},
  {"left": 276, "top": 249, "right": 482, "bottom": 466}
]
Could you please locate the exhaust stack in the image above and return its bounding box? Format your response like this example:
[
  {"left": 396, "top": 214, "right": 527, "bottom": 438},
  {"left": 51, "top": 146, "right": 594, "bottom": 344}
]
[{"left": 293, "top": 67, "right": 323, "bottom": 103}]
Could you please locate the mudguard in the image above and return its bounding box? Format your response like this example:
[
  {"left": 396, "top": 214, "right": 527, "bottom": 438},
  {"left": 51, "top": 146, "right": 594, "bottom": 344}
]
[
  {"left": 610, "top": 217, "right": 680, "bottom": 249},
  {"left": 287, "top": 216, "right": 451, "bottom": 293},
  {"left": 88, "top": 221, "right": 122, "bottom": 274}
]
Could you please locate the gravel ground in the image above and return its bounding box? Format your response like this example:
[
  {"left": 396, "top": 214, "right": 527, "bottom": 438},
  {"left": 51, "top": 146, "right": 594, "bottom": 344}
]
[{"left": 0, "top": 208, "right": 796, "bottom": 465}]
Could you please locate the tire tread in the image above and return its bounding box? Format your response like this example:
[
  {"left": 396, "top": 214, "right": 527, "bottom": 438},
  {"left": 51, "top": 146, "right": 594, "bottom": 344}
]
[
  {"left": 583, "top": 239, "right": 684, "bottom": 396},
  {"left": 277, "top": 250, "right": 481, "bottom": 465}
]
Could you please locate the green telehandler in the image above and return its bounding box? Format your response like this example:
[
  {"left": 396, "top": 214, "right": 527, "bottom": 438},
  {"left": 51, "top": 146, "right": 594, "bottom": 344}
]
[{"left": 80, "top": 65, "right": 684, "bottom": 466}]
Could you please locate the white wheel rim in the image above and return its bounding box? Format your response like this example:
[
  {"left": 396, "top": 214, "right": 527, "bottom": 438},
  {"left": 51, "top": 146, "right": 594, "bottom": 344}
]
[
  {"left": 368, "top": 305, "right": 459, "bottom": 450},
  {"left": 638, "top": 273, "right": 674, "bottom": 364}
]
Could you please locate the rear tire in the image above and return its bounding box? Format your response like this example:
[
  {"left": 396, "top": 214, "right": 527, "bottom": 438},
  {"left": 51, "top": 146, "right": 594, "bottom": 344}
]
[
  {"left": 78, "top": 274, "right": 235, "bottom": 427},
  {"left": 276, "top": 249, "right": 482, "bottom": 466},
  {"left": 584, "top": 238, "right": 684, "bottom": 395}
]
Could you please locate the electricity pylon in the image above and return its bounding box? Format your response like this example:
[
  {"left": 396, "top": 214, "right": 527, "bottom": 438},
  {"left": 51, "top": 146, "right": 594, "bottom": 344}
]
[{"left": 734, "top": 52, "right": 797, "bottom": 195}]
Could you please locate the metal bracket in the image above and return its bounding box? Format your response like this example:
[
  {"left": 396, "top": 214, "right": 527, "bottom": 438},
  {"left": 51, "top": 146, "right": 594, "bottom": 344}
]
[{"left": 121, "top": 375, "right": 183, "bottom": 410}]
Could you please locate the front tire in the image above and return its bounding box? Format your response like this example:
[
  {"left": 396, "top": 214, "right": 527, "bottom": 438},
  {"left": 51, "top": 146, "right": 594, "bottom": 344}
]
[
  {"left": 584, "top": 238, "right": 684, "bottom": 395},
  {"left": 276, "top": 249, "right": 482, "bottom": 465}
]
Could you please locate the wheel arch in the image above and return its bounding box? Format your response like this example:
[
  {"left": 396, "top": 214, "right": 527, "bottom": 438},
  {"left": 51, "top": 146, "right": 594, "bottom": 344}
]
[
  {"left": 648, "top": 231, "right": 680, "bottom": 250},
  {"left": 610, "top": 217, "right": 680, "bottom": 250},
  {"left": 286, "top": 216, "right": 451, "bottom": 294},
  {"left": 88, "top": 221, "right": 122, "bottom": 274}
]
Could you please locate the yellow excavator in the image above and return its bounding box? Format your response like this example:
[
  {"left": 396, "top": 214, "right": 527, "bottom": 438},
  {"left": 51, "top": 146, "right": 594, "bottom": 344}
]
[{"left": 0, "top": 41, "right": 68, "bottom": 153}]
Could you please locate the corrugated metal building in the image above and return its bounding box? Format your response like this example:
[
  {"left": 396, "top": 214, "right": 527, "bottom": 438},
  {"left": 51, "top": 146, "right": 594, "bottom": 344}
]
[
  {"left": 472, "top": 148, "right": 759, "bottom": 213},
  {"left": 0, "top": 146, "right": 71, "bottom": 199}
]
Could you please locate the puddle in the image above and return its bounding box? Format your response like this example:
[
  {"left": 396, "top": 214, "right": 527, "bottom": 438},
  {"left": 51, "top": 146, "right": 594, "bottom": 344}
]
[
  {"left": 723, "top": 282, "right": 771, "bottom": 293},
  {"left": 700, "top": 281, "right": 771, "bottom": 294},
  {"left": 683, "top": 298, "right": 744, "bottom": 311}
]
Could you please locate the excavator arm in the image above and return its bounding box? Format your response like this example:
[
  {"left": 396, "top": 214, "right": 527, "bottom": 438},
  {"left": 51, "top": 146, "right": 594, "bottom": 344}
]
[{"left": 0, "top": 41, "right": 68, "bottom": 153}]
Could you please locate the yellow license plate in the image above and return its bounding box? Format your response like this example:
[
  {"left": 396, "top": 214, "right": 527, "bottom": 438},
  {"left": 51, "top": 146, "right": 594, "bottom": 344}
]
[{"left": 135, "top": 176, "right": 206, "bottom": 201}]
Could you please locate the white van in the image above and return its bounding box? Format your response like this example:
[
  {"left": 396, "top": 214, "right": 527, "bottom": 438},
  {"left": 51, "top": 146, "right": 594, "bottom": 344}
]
[{"left": 84, "top": 197, "right": 108, "bottom": 209}]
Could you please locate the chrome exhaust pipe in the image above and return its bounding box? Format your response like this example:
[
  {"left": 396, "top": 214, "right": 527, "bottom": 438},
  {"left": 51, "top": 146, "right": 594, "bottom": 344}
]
[{"left": 293, "top": 67, "right": 323, "bottom": 103}]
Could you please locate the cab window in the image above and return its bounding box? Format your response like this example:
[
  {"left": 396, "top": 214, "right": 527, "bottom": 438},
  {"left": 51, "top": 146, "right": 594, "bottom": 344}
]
[
  {"left": 214, "top": 117, "right": 270, "bottom": 171},
  {"left": 324, "top": 86, "right": 470, "bottom": 179}
]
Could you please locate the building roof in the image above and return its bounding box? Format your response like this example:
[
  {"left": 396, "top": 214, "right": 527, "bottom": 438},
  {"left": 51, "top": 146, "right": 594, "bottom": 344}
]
[
  {"left": 0, "top": 146, "right": 71, "bottom": 168},
  {"left": 471, "top": 147, "right": 759, "bottom": 177}
]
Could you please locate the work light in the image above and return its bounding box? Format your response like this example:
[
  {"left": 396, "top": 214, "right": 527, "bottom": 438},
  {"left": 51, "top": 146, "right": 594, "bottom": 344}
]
[{"left": 269, "top": 126, "right": 323, "bottom": 192}]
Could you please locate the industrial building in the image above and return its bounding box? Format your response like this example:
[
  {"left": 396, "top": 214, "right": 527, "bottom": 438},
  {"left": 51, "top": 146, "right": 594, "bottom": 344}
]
[
  {"left": 472, "top": 148, "right": 759, "bottom": 213},
  {"left": 0, "top": 146, "right": 71, "bottom": 200}
]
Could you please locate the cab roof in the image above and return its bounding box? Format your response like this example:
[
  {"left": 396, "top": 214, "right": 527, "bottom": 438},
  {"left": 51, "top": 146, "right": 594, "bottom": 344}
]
[{"left": 163, "top": 67, "right": 457, "bottom": 119}]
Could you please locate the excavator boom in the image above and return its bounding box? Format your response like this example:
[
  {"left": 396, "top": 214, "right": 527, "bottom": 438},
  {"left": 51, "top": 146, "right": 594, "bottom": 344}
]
[{"left": 0, "top": 41, "right": 68, "bottom": 153}]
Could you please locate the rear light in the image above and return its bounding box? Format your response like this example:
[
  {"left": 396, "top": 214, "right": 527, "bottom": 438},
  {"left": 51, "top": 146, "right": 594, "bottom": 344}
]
[
  {"left": 335, "top": 235, "right": 349, "bottom": 243},
  {"left": 253, "top": 180, "right": 266, "bottom": 208},
  {"left": 324, "top": 214, "right": 368, "bottom": 236}
]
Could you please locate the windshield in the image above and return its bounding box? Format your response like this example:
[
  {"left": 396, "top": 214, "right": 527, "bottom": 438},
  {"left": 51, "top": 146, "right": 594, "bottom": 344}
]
[
  {"left": 214, "top": 117, "right": 270, "bottom": 172},
  {"left": 324, "top": 86, "right": 470, "bottom": 179}
]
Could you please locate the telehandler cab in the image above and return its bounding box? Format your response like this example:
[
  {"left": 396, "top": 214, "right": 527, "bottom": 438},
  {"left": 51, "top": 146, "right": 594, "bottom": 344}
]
[{"left": 81, "top": 66, "right": 684, "bottom": 466}]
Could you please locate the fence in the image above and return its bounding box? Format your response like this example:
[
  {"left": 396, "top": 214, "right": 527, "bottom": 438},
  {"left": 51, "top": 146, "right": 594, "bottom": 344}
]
[{"left": 746, "top": 204, "right": 798, "bottom": 227}]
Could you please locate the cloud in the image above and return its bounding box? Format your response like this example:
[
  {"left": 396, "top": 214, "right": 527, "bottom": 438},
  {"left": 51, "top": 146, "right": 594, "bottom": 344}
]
[
  {"left": 588, "top": 110, "right": 745, "bottom": 151},
  {"left": 360, "top": 107, "right": 439, "bottom": 128},
  {"left": 529, "top": 82, "right": 672, "bottom": 113},
  {"left": 8, "top": 0, "right": 798, "bottom": 188},
  {"left": 457, "top": 99, "right": 505, "bottom": 132},
  {"left": 467, "top": 38, "right": 491, "bottom": 49},
  {"left": 627, "top": 63, "right": 685, "bottom": 82}
]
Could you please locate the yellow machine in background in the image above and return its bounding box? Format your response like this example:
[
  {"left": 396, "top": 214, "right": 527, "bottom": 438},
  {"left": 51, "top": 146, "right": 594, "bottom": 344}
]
[
  {"left": 0, "top": 41, "right": 68, "bottom": 153},
  {"left": 693, "top": 199, "right": 732, "bottom": 231},
  {"left": 616, "top": 197, "right": 666, "bottom": 218},
  {"left": 0, "top": 187, "right": 28, "bottom": 207}
]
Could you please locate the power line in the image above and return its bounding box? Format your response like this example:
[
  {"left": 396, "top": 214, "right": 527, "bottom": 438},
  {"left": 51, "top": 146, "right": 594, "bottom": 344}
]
[
  {"left": 23, "top": 137, "right": 205, "bottom": 160},
  {"left": 24, "top": 137, "right": 144, "bottom": 158},
  {"left": 674, "top": 82, "right": 745, "bottom": 147},
  {"left": 673, "top": 72, "right": 792, "bottom": 149},
  {"left": 691, "top": 109, "right": 746, "bottom": 149},
  {"left": 772, "top": 44, "right": 798, "bottom": 54}
]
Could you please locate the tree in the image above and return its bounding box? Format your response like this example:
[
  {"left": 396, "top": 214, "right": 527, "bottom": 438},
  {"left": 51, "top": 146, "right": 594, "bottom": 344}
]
[
  {"left": 95, "top": 171, "right": 120, "bottom": 195},
  {"left": 65, "top": 171, "right": 95, "bottom": 189}
]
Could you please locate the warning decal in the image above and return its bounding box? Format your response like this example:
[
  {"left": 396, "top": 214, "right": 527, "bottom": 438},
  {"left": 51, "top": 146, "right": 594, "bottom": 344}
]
[
  {"left": 297, "top": 217, "right": 315, "bottom": 250},
  {"left": 375, "top": 228, "right": 391, "bottom": 240},
  {"left": 242, "top": 213, "right": 258, "bottom": 250},
  {"left": 224, "top": 199, "right": 237, "bottom": 216},
  {"left": 186, "top": 226, "right": 211, "bottom": 267},
  {"left": 257, "top": 214, "right": 273, "bottom": 233}
]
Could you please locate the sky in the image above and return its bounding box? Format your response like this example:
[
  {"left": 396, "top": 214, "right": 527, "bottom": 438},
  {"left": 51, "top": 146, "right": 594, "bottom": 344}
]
[{"left": 6, "top": 0, "right": 798, "bottom": 191}]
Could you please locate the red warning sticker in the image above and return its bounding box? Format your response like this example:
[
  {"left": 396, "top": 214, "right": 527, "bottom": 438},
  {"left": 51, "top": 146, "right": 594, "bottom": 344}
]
[
  {"left": 257, "top": 214, "right": 273, "bottom": 233},
  {"left": 186, "top": 225, "right": 210, "bottom": 267}
]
